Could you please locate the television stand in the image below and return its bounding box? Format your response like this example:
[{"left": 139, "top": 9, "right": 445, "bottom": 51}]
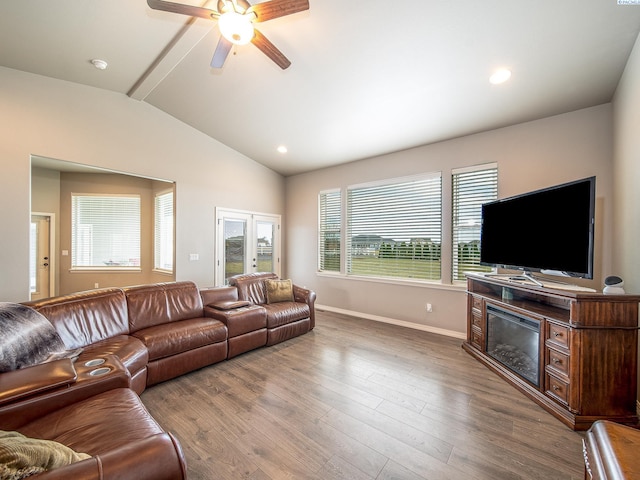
[{"left": 463, "top": 272, "right": 639, "bottom": 430}]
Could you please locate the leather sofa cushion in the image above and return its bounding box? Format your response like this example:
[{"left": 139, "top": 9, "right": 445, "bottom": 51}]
[
  {"left": 18, "top": 388, "right": 165, "bottom": 455},
  {"left": 265, "top": 302, "right": 310, "bottom": 329},
  {"left": 125, "top": 282, "right": 204, "bottom": 332},
  {"left": 230, "top": 272, "right": 278, "bottom": 305},
  {"left": 132, "top": 317, "right": 227, "bottom": 361},
  {"left": 24, "top": 289, "right": 129, "bottom": 349}
]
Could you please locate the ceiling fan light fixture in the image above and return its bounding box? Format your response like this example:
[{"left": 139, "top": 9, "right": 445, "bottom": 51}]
[
  {"left": 219, "top": 11, "right": 254, "bottom": 45},
  {"left": 489, "top": 68, "right": 512, "bottom": 85}
]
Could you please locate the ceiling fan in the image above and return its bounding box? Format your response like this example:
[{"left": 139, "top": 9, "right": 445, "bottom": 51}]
[{"left": 147, "top": 0, "right": 309, "bottom": 69}]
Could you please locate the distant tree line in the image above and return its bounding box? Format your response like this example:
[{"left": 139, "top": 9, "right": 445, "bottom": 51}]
[
  {"left": 378, "top": 240, "right": 441, "bottom": 261},
  {"left": 322, "top": 235, "right": 481, "bottom": 264}
]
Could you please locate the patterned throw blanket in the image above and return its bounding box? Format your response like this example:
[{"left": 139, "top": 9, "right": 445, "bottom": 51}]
[
  {"left": 0, "top": 302, "right": 76, "bottom": 373},
  {"left": 0, "top": 431, "right": 90, "bottom": 479}
]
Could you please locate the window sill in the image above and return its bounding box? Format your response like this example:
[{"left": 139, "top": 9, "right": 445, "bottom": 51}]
[
  {"left": 152, "top": 268, "right": 174, "bottom": 276},
  {"left": 69, "top": 267, "right": 142, "bottom": 273},
  {"left": 316, "top": 271, "right": 466, "bottom": 292}
]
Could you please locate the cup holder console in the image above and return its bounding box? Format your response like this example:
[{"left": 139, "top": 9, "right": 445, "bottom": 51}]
[
  {"left": 89, "top": 367, "right": 112, "bottom": 376},
  {"left": 84, "top": 358, "right": 106, "bottom": 367}
]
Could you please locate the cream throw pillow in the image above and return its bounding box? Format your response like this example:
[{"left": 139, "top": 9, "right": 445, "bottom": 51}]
[{"left": 265, "top": 279, "right": 294, "bottom": 304}]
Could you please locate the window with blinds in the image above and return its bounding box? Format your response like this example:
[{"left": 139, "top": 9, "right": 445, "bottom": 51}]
[
  {"left": 71, "top": 194, "right": 141, "bottom": 269},
  {"left": 318, "top": 190, "right": 341, "bottom": 272},
  {"left": 347, "top": 174, "right": 442, "bottom": 281},
  {"left": 452, "top": 163, "right": 498, "bottom": 281},
  {"left": 154, "top": 190, "right": 174, "bottom": 272}
]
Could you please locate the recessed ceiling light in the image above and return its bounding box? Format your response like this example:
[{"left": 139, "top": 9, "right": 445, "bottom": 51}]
[
  {"left": 277, "top": 145, "right": 288, "bottom": 154},
  {"left": 489, "top": 68, "right": 511, "bottom": 85},
  {"left": 91, "top": 59, "right": 108, "bottom": 70}
]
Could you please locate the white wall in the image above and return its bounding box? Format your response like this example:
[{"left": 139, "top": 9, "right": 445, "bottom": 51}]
[
  {"left": 0, "top": 66, "right": 285, "bottom": 302},
  {"left": 286, "top": 105, "right": 614, "bottom": 336},
  {"left": 613, "top": 33, "right": 640, "bottom": 294}
]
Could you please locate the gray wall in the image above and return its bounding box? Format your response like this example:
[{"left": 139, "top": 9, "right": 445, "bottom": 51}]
[
  {"left": 2, "top": 33, "right": 638, "bottom": 399},
  {"left": 0, "top": 66, "right": 285, "bottom": 302},
  {"left": 285, "top": 105, "right": 614, "bottom": 337},
  {"left": 613, "top": 33, "right": 640, "bottom": 294},
  {"left": 612, "top": 31, "right": 640, "bottom": 401}
]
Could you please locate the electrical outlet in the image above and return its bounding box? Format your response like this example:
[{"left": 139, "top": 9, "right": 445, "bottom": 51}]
[
  {"left": 94, "top": 283, "right": 99, "bottom": 289},
  {"left": 426, "top": 303, "right": 433, "bottom": 313}
]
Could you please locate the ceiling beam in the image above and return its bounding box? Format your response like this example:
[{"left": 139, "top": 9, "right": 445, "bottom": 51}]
[{"left": 128, "top": 15, "right": 214, "bottom": 101}]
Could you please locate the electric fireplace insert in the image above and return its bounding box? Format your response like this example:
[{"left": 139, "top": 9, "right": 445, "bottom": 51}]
[{"left": 485, "top": 305, "right": 541, "bottom": 387}]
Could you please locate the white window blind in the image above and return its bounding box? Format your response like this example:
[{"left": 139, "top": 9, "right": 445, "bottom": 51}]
[
  {"left": 318, "top": 190, "right": 341, "bottom": 272},
  {"left": 154, "top": 190, "right": 174, "bottom": 272},
  {"left": 71, "top": 194, "right": 141, "bottom": 268},
  {"left": 452, "top": 163, "right": 498, "bottom": 281},
  {"left": 347, "top": 174, "right": 442, "bottom": 281}
]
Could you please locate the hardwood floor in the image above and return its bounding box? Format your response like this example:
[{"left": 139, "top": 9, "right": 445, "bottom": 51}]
[{"left": 141, "top": 310, "right": 585, "bottom": 480}]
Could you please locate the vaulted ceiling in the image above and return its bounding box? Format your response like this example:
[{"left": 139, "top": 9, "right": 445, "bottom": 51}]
[{"left": 1, "top": 1, "right": 639, "bottom": 175}]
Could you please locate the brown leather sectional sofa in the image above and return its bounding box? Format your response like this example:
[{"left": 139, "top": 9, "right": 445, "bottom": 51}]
[
  {"left": 0, "top": 276, "right": 315, "bottom": 479},
  {"left": 202, "top": 272, "right": 316, "bottom": 358}
]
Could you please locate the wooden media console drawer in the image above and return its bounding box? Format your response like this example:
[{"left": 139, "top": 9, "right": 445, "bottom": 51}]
[
  {"left": 548, "top": 323, "right": 570, "bottom": 349},
  {"left": 546, "top": 373, "right": 570, "bottom": 405},
  {"left": 546, "top": 348, "right": 570, "bottom": 376}
]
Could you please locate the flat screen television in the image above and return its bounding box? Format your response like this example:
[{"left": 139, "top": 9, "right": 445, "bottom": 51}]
[{"left": 480, "top": 176, "right": 595, "bottom": 280}]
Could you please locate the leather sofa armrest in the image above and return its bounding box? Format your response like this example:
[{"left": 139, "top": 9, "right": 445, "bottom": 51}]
[
  {"left": 201, "top": 286, "right": 250, "bottom": 310},
  {"left": 0, "top": 359, "right": 77, "bottom": 406},
  {"left": 293, "top": 285, "right": 316, "bottom": 306},
  {"left": 0, "top": 356, "right": 130, "bottom": 430},
  {"left": 210, "top": 300, "right": 251, "bottom": 310},
  {"left": 293, "top": 285, "right": 317, "bottom": 329},
  {"left": 33, "top": 433, "right": 187, "bottom": 480}
]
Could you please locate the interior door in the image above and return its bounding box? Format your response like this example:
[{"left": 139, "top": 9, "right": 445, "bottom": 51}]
[
  {"left": 215, "top": 209, "right": 281, "bottom": 285},
  {"left": 30, "top": 213, "right": 54, "bottom": 300}
]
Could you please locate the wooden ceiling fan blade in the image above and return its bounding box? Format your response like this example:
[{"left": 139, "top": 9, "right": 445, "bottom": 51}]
[
  {"left": 211, "top": 36, "right": 233, "bottom": 68},
  {"left": 147, "top": 0, "right": 219, "bottom": 20},
  {"left": 248, "top": 0, "right": 309, "bottom": 22},
  {"left": 251, "top": 29, "right": 291, "bottom": 69}
]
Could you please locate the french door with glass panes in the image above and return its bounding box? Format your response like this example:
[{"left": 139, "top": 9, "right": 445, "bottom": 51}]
[{"left": 215, "top": 208, "right": 281, "bottom": 285}]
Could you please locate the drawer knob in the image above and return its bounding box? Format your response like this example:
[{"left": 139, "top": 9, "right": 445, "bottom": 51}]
[
  {"left": 553, "top": 385, "right": 560, "bottom": 391},
  {"left": 554, "top": 331, "right": 562, "bottom": 337},
  {"left": 553, "top": 358, "right": 561, "bottom": 364}
]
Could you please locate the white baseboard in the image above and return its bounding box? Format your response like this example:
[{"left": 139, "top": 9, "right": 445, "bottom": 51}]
[{"left": 316, "top": 304, "right": 466, "bottom": 340}]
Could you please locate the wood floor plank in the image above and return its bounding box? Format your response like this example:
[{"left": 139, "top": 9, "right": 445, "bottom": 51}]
[
  {"left": 141, "top": 310, "right": 586, "bottom": 479},
  {"left": 316, "top": 454, "right": 376, "bottom": 480},
  {"left": 321, "top": 407, "right": 473, "bottom": 480}
]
